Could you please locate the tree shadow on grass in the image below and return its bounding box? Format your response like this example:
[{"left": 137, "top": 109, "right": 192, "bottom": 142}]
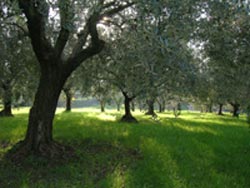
[
  {"left": 54, "top": 112, "right": 250, "bottom": 187},
  {"left": 0, "top": 138, "right": 142, "bottom": 188},
  {"left": 1, "top": 112, "right": 250, "bottom": 188},
  {"left": 149, "top": 118, "right": 250, "bottom": 188}
]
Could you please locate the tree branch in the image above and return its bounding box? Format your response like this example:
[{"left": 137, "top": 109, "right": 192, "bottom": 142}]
[
  {"left": 100, "top": 2, "right": 135, "bottom": 18},
  {"left": 17, "top": 0, "right": 54, "bottom": 63},
  {"left": 66, "top": 13, "right": 104, "bottom": 73},
  {"left": 65, "top": 1, "right": 134, "bottom": 74},
  {"left": 54, "top": 0, "right": 73, "bottom": 58},
  {"left": 5, "top": 22, "right": 29, "bottom": 37}
]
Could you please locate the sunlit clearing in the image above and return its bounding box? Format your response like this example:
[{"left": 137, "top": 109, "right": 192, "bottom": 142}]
[
  {"left": 96, "top": 113, "right": 116, "bottom": 121},
  {"left": 12, "top": 107, "right": 30, "bottom": 114},
  {"left": 109, "top": 165, "right": 128, "bottom": 188},
  {"left": 175, "top": 124, "right": 218, "bottom": 135}
]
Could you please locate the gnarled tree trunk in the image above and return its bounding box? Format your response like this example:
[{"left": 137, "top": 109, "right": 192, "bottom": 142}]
[
  {"left": 12, "top": 69, "right": 69, "bottom": 158},
  {"left": 120, "top": 92, "right": 137, "bottom": 122},
  {"left": 24, "top": 71, "right": 65, "bottom": 157}
]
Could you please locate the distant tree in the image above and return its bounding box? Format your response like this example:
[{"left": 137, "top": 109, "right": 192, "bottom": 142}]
[
  {"left": 92, "top": 79, "right": 112, "bottom": 113},
  {"left": 63, "top": 81, "right": 74, "bottom": 112},
  {"left": 156, "top": 95, "right": 166, "bottom": 113},
  {"left": 96, "top": 43, "right": 144, "bottom": 122},
  {"left": 0, "top": 16, "right": 37, "bottom": 116},
  {"left": 194, "top": 1, "right": 250, "bottom": 117},
  {"left": 173, "top": 102, "right": 182, "bottom": 118},
  {"left": 110, "top": 87, "right": 123, "bottom": 112}
]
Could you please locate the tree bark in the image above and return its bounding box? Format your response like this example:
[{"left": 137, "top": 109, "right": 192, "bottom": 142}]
[
  {"left": 0, "top": 83, "right": 13, "bottom": 117},
  {"left": 218, "top": 103, "right": 224, "bottom": 115},
  {"left": 8, "top": 68, "right": 72, "bottom": 160},
  {"left": 145, "top": 99, "right": 156, "bottom": 116},
  {"left": 63, "top": 88, "right": 72, "bottom": 112},
  {"left": 230, "top": 103, "right": 240, "bottom": 117},
  {"left": 26, "top": 70, "right": 65, "bottom": 152},
  {"left": 120, "top": 92, "right": 137, "bottom": 122}
]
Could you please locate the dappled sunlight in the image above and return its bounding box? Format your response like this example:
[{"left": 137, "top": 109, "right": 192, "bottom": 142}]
[
  {"left": 108, "top": 165, "right": 128, "bottom": 188},
  {"left": 71, "top": 107, "right": 102, "bottom": 113},
  {"left": 0, "top": 115, "right": 27, "bottom": 143},
  {"left": 12, "top": 107, "right": 30, "bottom": 114},
  {"left": 139, "top": 137, "right": 188, "bottom": 188},
  {"left": 96, "top": 113, "right": 117, "bottom": 121},
  {"left": 174, "top": 123, "right": 219, "bottom": 135},
  {"left": 1, "top": 108, "right": 250, "bottom": 187},
  {"left": 8, "top": 127, "right": 26, "bottom": 142},
  {"left": 55, "top": 108, "right": 65, "bottom": 114}
]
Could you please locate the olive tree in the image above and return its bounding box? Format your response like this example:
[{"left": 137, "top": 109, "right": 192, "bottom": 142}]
[{"left": 7, "top": 0, "right": 134, "bottom": 158}]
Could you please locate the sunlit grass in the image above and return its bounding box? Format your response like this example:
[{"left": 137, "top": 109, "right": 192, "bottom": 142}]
[{"left": 0, "top": 108, "right": 250, "bottom": 188}]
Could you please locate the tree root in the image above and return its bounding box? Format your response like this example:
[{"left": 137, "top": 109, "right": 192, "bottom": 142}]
[{"left": 120, "top": 115, "right": 138, "bottom": 123}]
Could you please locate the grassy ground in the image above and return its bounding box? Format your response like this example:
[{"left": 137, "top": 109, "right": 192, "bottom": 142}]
[{"left": 0, "top": 108, "right": 250, "bottom": 188}]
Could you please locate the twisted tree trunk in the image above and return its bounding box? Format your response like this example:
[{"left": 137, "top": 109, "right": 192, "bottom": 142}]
[
  {"left": 10, "top": 68, "right": 69, "bottom": 159},
  {"left": 120, "top": 92, "right": 137, "bottom": 122}
]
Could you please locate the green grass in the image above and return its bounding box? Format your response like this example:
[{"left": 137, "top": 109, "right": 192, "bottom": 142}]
[{"left": 0, "top": 108, "right": 250, "bottom": 188}]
